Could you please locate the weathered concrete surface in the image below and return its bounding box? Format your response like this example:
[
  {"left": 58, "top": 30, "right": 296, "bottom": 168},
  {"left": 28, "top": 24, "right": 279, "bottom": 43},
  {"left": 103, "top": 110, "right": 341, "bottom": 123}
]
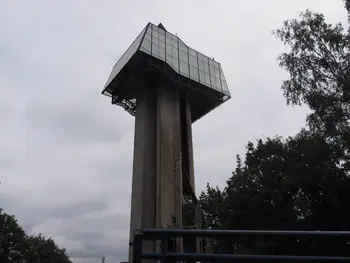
[
  {"left": 128, "top": 87, "right": 157, "bottom": 263},
  {"left": 128, "top": 82, "right": 197, "bottom": 261},
  {"left": 155, "top": 84, "right": 181, "bottom": 230},
  {"left": 155, "top": 84, "right": 183, "bottom": 255},
  {"left": 184, "top": 94, "right": 195, "bottom": 192}
]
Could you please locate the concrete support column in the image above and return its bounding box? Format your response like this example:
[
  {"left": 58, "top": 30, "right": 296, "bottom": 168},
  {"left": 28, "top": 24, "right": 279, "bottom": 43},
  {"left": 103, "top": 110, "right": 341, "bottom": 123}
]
[
  {"left": 155, "top": 84, "right": 182, "bottom": 231},
  {"left": 129, "top": 82, "right": 200, "bottom": 261},
  {"left": 155, "top": 84, "right": 183, "bottom": 255},
  {"left": 184, "top": 95, "right": 195, "bottom": 192},
  {"left": 129, "top": 87, "right": 157, "bottom": 263}
]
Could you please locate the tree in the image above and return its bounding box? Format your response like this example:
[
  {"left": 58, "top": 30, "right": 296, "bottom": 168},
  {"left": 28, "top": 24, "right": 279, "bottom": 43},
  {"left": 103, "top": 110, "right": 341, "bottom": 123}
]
[
  {"left": 274, "top": 2, "right": 350, "bottom": 167},
  {"left": 0, "top": 209, "right": 27, "bottom": 262},
  {"left": 199, "top": 1, "right": 350, "bottom": 256},
  {"left": 345, "top": 0, "right": 350, "bottom": 22},
  {"left": 200, "top": 133, "right": 350, "bottom": 255},
  {"left": 0, "top": 209, "right": 72, "bottom": 263}
]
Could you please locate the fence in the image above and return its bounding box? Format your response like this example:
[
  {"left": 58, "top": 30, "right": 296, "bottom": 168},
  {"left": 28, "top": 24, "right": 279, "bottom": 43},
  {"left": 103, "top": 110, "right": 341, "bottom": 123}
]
[{"left": 132, "top": 228, "right": 350, "bottom": 263}]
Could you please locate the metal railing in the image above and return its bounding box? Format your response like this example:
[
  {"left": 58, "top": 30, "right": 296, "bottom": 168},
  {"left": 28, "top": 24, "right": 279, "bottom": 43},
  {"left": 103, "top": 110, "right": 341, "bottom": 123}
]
[{"left": 132, "top": 228, "right": 350, "bottom": 263}]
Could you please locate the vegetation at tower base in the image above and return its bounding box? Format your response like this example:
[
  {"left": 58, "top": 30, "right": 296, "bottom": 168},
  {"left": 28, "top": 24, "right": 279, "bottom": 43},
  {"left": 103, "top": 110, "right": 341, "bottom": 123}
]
[
  {"left": 199, "top": 0, "right": 350, "bottom": 256},
  {"left": 0, "top": 209, "right": 72, "bottom": 263}
]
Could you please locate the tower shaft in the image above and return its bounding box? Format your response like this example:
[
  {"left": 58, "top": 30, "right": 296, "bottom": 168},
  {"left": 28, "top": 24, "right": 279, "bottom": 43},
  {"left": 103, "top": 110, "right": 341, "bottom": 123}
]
[{"left": 128, "top": 81, "right": 196, "bottom": 262}]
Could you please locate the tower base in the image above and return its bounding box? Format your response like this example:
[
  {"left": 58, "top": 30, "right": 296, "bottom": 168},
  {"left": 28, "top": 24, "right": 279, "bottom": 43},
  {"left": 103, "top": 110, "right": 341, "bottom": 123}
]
[{"left": 128, "top": 80, "right": 200, "bottom": 262}]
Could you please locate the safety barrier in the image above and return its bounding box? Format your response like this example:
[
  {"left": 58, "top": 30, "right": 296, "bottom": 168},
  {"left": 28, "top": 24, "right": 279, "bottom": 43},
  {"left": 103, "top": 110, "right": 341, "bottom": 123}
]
[{"left": 132, "top": 228, "right": 350, "bottom": 262}]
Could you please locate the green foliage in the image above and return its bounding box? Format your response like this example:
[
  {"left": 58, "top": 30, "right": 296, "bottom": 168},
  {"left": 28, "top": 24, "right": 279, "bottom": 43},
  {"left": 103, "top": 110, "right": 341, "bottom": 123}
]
[
  {"left": 0, "top": 209, "right": 27, "bottom": 263},
  {"left": 200, "top": 134, "right": 350, "bottom": 255},
  {"left": 274, "top": 5, "right": 350, "bottom": 156},
  {"left": 0, "top": 209, "right": 72, "bottom": 263},
  {"left": 345, "top": 0, "right": 350, "bottom": 21},
  {"left": 199, "top": 1, "right": 350, "bottom": 256}
]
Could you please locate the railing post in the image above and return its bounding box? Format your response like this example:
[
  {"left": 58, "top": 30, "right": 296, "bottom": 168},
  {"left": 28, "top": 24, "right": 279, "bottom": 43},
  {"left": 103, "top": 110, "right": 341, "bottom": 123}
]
[
  {"left": 160, "top": 231, "right": 171, "bottom": 263},
  {"left": 133, "top": 233, "right": 142, "bottom": 263}
]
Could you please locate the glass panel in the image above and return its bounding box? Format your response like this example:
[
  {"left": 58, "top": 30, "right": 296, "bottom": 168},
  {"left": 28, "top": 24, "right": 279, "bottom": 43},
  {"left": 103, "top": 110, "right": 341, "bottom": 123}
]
[
  {"left": 104, "top": 25, "right": 147, "bottom": 89},
  {"left": 173, "top": 47, "right": 178, "bottom": 58},
  {"left": 159, "top": 53, "right": 165, "bottom": 60},
  {"left": 222, "top": 79, "right": 229, "bottom": 95},
  {"left": 141, "top": 38, "right": 152, "bottom": 53},
  {"left": 214, "top": 67, "right": 220, "bottom": 79},
  {"left": 190, "top": 66, "right": 199, "bottom": 80},
  {"left": 198, "top": 53, "right": 204, "bottom": 61},
  {"left": 219, "top": 66, "right": 230, "bottom": 95},
  {"left": 220, "top": 66, "right": 226, "bottom": 81},
  {"left": 145, "top": 32, "right": 151, "bottom": 41},
  {"left": 189, "top": 55, "right": 197, "bottom": 68},
  {"left": 125, "top": 23, "right": 231, "bottom": 98},
  {"left": 173, "top": 58, "right": 179, "bottom": 71},
  {"left": 153, "top": 30, "right": 159, "bottom": 39},
  {"left": 166, "top": 44, "right": 172, "bottom": 56},
  {"left": 159, "top": 40, "right": 165, "bottom": 48},
  {"left": 209, "top": 58, "right": 214, "bottom": 66},
  {"left": 189, "top": 48, "right": 197, "bottom": 57},
  {"left": 210, "top": 66, "right": 215, "bottom": 77},
  {"left": 159, "top": 47, "right": 165, "bottom": 59},
  {"left": 178, "top": 39, "right": 187, "bottom": 52},
  {"left": 151, "top": 24, "right": 158, "bottom": 31},
  {"left": 203, "top": 62, "right": 209, "bottom": 73},
  {"left": 216, "top": 77, "right": 222, "bottom": 91},
  {"left": 214, "top": 61, "right": 220, "bottom": 69},
  {"left": 180, "top": 61, "right": 189, "bottom": 76},
  {"left": 179, "top": 50, "right": 188, "bottom": 62},
  {"left": 199, "top": 70, "right": 205, "bottom": 84},
  {"left": 103, "top": 89, "right": 112, "bottom": 96},
  {"left": 166, "top": 53, "right": 172, "bottom": 62},
  {"left": 152, "top": 44, "right": 159, "bottom": 57},
  {"left": 198, "top": 60, "right": 204, "bottom": 71},
  {"left": 152, "top": 35, "right": 158, "bottom": 46},
  {"left": 211, "top": 75, "right": 216, "bottom": 89},
  {"left": 140, "top": 45, "right": 149, "bottom": 54},
  {"left": 172, "top": 39, "right": 178, "bottom": 48},
  {"left": 205, "top": 73, "right": 210, "bottom": 86},
  {"left": 142, "top": 38, "right": 151, "bottom": 51},
  {"left": 159, "top": 31, "right": 165, "bottom": 42}
]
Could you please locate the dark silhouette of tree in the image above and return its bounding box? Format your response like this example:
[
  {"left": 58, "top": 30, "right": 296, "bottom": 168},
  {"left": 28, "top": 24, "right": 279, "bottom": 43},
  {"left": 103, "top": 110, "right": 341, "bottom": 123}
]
[
  {"left": 0, "top": 209, "right": 72, "bottom": 263},
  {"left": 199, "top": 1, "right": 350, "bottom": 256},
  {"left": 274, "top": 1, "right": 350, "bottom": 166}
]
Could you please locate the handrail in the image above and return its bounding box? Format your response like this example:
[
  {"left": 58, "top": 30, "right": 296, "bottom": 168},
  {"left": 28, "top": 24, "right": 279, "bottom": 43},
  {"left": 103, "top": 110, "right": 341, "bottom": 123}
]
[
  {"left": 142, "top": 252, "right": 350, "bottom": 262},
  {"left": 140, "top": 228, "right": 350, "bottom": 238},
  {"left": 131, "top": 228, "right": 350, "bottom": 263}
]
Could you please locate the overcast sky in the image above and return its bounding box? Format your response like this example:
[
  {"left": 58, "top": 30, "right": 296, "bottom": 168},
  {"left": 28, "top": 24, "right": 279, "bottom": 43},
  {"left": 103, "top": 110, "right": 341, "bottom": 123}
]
[{"left": 0, "top": 0, "right": 347, "bottom": 262}]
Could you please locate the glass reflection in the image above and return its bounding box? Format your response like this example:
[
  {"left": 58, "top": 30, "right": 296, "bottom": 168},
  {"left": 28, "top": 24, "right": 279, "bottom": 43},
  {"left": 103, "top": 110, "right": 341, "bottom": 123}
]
[{"left": 139, "top": 23, "right": 230, "bottom": 97}]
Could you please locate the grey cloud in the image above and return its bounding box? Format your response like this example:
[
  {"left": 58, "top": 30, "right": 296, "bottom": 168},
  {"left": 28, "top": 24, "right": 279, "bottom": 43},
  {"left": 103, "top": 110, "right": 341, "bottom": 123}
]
[
  {"left": 1, "top": 192, "right": 130, "bottom": 261},
  {"left": 1, "top": 195, "right": 108, "bottom": 226},
  {"left": 71, "top": 244, "right": 127, "bottom": 259},
  {"left": 0, "top": 1, "right": 347, "bottom": 263},
  {"left": 25, "top": 102, "right": 126, "bottom": 144},
  {"left": 0, "top": 152, "right": 11, "bottom": 171},
  {"left": 29, "top": 209, "right": 130, "bottom": 260}
]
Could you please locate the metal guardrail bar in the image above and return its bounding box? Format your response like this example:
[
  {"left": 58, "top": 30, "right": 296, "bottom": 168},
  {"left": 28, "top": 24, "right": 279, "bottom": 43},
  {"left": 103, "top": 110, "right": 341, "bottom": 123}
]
[
  {"left": 141, "top": 252, "right": 350, "bottom": 262},
  {"left": 132, "top": 229, "right": 350, "bottom": 263},
  {"left": 140, "top": 228, "right": 350, "bottom": 238}
]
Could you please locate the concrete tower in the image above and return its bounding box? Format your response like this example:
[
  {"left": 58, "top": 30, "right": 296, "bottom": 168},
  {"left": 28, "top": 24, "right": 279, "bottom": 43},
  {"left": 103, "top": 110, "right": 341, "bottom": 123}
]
[{"left": 101, "top": 23, "right": 230, "bottom": 262}]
